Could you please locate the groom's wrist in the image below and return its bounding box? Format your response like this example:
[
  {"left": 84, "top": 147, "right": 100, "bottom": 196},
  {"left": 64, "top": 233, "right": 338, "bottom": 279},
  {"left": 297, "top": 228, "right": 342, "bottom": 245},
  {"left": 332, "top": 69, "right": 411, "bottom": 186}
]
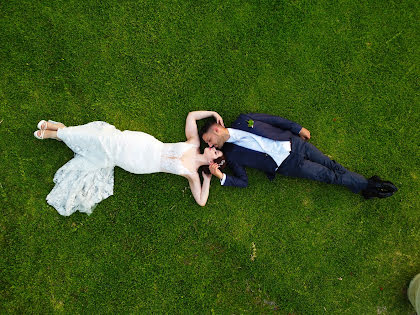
[
  {"left": 215, "top": 170, "right": 224, "bottom": 179},
  {"left": 220, "top": 173, "right": 226, "bottom": 185}
]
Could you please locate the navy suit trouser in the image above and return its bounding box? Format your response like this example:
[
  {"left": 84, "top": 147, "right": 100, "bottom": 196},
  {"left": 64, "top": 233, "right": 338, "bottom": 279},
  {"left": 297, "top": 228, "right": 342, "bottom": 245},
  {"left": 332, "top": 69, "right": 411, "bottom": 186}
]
[{"left": 277, "top": 138, "right": 368, "bottom": 193}]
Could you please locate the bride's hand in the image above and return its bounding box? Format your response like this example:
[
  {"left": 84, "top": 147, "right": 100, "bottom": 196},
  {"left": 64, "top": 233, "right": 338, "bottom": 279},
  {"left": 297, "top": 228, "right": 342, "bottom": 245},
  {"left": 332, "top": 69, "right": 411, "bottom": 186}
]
[{"left": 213, "top": 112, "right": 225, "bottom": 127}]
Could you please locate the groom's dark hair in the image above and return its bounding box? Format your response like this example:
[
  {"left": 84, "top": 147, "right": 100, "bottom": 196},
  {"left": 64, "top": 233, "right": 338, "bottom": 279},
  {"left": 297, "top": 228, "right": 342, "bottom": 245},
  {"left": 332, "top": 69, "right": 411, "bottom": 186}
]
[{"left": 199, "top": 118, "right": 218, "bottom": 139}]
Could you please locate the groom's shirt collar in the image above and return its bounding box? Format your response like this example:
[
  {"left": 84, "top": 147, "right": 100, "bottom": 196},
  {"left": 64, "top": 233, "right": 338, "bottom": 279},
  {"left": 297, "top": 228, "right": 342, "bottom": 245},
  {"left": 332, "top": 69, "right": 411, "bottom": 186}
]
[{"left": 226, "top": 128, "right": 241, "bottom": 143}]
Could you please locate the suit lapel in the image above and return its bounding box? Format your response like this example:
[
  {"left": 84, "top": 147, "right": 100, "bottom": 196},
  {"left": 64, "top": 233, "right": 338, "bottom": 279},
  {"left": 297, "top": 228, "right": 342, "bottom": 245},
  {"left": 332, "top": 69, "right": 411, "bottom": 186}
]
[
  {"left": 230, "top": 114, "right": 273, "bottom": 139},
  {"left": 230, "top": 113, "right": 296, "bottom": 141},
  {"left": 222, "top": 142, "right": 259, "bottom": 162}
]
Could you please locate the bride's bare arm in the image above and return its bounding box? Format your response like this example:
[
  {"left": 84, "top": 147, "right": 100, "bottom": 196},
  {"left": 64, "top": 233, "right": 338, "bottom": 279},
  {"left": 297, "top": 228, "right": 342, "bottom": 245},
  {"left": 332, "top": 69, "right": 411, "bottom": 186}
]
[
  {"left": 185, "top": 111, "right": 224, "bottom": 145},
  {"left": 187, "top": 172, "right": 212, "bottom": 206}
]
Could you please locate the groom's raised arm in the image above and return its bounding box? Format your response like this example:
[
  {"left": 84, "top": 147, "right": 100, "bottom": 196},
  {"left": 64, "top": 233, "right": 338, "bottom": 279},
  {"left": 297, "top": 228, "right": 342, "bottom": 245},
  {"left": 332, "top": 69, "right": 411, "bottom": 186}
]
[{"left": 245, "top": 113, "right": 310, "bottom": 139}]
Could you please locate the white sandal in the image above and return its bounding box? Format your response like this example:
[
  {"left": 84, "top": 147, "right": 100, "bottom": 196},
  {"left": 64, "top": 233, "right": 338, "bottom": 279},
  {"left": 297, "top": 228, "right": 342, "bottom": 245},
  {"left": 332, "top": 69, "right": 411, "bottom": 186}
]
[
  {"left": 33, "top": 129, "right": 46, "bottom": 139},
  {"left": 37, "top": 119, "right": 64, "bottom": 130},
  {"left": 36, "top": 120, "right": 63, "bottom": 141},
  {"left": 37, "top": 120, "right": 47, "bottom": 130}
]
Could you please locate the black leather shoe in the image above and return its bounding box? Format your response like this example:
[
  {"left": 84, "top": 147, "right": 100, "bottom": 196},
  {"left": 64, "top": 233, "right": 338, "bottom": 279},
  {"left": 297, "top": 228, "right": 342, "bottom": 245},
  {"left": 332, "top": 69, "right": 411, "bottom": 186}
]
[
  {"left": 379, "top": 182, "right": 398, "bottom": 193},
  {"left": 375, "top": 190, "right": 395, "bottom": 198},
  {"left": 361, "top": 175, "right": 397, "bottom": 199},
  {"left": 361, "top": 187, "right": 395, "bottom": 199},
  {"left": 370, "top": 176, "right": 398, "bottom": 193},
  {"left": 381, "top": 180, "right": 398, "bottom": 192},
  {"left": 362, "top": 188, "right": 377, "bottom": 199},
  {"left": 367, "top": 176, "right": 382, "bottom": 189}
]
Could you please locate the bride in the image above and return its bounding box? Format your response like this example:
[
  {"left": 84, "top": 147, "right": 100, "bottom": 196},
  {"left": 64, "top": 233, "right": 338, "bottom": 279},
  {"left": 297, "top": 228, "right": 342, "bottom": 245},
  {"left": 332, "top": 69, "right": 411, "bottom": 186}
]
[{"left": 34, "top": 111, "right": 226, "bottom": 216}]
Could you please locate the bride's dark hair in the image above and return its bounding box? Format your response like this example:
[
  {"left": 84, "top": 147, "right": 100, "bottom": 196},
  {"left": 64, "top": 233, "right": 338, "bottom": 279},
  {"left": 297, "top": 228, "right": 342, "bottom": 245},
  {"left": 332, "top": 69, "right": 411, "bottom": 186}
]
[{"left": 199, "top": 155, "right": 227, "bottom": 175}]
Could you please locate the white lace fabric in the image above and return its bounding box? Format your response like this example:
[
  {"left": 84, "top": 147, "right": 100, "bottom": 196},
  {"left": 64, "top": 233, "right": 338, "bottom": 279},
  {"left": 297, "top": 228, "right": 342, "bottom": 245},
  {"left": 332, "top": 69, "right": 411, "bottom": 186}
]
[
  {"left": 46, "top": 121, "right": 197, "bottom": 216},
  {"left": 159, "top": 142, "right": 197, "bottom": 176},
  {"left": 46, "top": 155, "right": 114, "bottom": 216}
]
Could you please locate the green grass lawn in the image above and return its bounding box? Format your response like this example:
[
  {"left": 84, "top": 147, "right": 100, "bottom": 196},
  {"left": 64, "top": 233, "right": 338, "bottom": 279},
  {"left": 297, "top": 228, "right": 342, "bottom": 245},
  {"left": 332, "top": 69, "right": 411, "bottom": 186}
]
[{"left": 1, "top": 0, "right": 419, "bottom": 313}]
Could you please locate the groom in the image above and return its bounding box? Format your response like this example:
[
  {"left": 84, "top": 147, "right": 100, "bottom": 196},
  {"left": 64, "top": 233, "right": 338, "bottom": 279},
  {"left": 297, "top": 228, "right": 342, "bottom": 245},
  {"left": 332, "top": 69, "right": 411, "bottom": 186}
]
[{"left": 199, "top": 113, "right": 397, "bottom": 199}]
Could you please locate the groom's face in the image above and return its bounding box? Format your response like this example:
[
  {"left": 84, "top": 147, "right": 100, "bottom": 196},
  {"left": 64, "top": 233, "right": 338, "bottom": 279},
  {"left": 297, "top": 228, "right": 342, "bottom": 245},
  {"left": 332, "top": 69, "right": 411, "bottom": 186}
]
[{"left": 202, "top": 127, "right": 223, "bottom": 149}]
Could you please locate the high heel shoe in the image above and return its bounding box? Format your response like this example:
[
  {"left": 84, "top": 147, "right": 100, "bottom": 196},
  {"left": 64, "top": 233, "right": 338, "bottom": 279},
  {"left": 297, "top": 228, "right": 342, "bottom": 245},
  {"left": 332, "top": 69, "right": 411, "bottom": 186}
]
[
  {"left": 37, "top": 120, "right": 48, "bottom": 131},
  {"left": 33, "top": 129, "right": 63, "bottom": 141},
  {"left": 37, "top": 119, "right": 64, "bottom": 130},
  {"left": 36, "top": 120, "right": 63, "bottom": 141},
  {"left": 33, "top": 129, "right": 46, "bottom": 139}
]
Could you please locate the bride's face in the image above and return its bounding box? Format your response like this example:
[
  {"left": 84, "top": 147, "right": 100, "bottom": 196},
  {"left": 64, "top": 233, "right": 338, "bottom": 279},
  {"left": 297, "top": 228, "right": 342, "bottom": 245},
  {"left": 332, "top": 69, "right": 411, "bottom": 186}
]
[{"left": 204, "top": 147, "right": 223, "bottom": 161}]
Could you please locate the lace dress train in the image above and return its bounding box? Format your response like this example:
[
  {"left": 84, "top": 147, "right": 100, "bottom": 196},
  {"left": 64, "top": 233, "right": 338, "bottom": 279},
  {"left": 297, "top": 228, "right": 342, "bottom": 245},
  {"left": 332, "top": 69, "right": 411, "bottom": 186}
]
[{"left": 46, "top": 122, "right": 120, "bottom": 216}]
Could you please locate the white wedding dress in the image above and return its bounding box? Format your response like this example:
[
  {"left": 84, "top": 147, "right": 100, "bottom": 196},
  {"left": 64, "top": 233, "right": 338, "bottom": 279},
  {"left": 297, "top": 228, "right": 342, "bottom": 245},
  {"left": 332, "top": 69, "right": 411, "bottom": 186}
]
[{"left": 46, "top": 121, "right": 196, "bottom": 216}]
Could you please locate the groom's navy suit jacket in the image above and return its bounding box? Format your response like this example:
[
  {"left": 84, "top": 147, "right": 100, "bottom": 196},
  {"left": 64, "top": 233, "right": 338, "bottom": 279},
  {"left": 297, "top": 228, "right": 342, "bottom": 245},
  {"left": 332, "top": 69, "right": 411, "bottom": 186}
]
[{"left": 222, "top": 113, "right": 303, "bottom": 187}]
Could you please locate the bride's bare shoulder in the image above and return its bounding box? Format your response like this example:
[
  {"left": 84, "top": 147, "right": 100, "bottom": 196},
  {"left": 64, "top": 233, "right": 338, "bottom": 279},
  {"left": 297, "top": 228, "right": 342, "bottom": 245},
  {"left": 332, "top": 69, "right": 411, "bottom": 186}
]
[
  {"left": 185, "top": 139, "right": 200, "bottom": 148},
  {"left": 185, "top": 135, "right": 200, "bottom": 146},
  {"left": 184, "top": 171, "right": 199, "bottom": 181}
]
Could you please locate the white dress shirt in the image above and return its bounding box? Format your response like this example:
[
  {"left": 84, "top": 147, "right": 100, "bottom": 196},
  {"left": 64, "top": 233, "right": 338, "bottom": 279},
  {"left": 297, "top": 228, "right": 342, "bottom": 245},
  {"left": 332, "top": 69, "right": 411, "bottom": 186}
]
[{"left": 220, "top": 128, "right": 291, "bottom": 185}]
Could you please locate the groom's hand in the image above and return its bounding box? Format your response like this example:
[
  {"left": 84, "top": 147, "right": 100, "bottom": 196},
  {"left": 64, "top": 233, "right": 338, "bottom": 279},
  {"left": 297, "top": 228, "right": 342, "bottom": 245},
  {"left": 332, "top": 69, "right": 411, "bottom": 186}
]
[
  {"left": 299, "top": 127, "right": 311, "bottom": 140},
  {"left": 209, "top": 162, "right": 223, "bottom": 179}
]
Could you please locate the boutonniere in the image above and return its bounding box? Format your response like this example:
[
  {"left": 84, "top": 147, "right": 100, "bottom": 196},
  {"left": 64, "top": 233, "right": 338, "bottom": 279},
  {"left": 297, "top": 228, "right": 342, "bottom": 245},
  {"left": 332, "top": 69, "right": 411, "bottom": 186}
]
[{"left": 247, "top": 119, "right": 254, "bottom": 128}]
